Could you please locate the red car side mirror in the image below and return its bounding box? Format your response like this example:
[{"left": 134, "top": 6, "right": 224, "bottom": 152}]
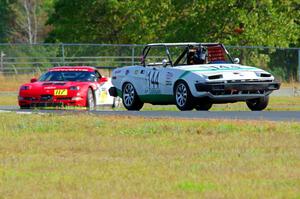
[
  {"left": 99, "top": 77, "right": 108, "bottom": 84},
  {"left": 30, "top": 78, "right": 37, "bottom": 83}
]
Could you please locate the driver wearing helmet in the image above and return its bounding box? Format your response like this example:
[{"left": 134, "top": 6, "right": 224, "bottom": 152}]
[{"left": 187, "top": 46, "right": 208, "bottom": 65}]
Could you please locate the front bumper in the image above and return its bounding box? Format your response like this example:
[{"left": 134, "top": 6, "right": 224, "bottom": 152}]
[
  {"left": 194, "top": 81, "right": 280, "bottom": 101},
  {"left": 18, "top": 95, "right": 86, "bottom": 107}
]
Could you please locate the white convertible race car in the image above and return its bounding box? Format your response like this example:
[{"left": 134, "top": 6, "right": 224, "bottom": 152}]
[{"left": 109, "top": 43, "right": 280, "bottom": 111}]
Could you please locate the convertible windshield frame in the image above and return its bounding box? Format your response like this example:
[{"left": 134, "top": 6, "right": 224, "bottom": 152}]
[{"left": 141, "top": 43, "right": 234, "bottom": 67}]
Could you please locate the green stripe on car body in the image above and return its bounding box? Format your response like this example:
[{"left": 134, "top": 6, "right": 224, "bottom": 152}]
[
  {"left": 117, "top": 88, "right": 173, "bottom": 103},
  {"left": 139, "top": 94, "right": 173, "bottom": 103},
  {"left": 116, "top": 88, "right": 122, "bottom": 97},
  {"left": 178, "top": 71, "right": 190, "bottom": 79}
]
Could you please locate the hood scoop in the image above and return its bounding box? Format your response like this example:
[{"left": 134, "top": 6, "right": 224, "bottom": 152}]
[
  {"left": 42, "top": 82, "right": 53, "bottom": 86},
  {"left": 208, "top": 74, "right": 223, "bottom": 80},
  {"left": 53, "top": 82, "right": 66, "bottom": 86},
  {"left": 42, "top": 82, "right": 66, "bottom": 86}
]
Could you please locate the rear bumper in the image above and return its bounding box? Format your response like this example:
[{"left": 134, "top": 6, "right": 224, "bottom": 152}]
[
  {"left": 194, "top": 81, "right": 280, "bottom": 102},
  {"left": 109, "top": 87, "right": 118, "bottom": 97}
]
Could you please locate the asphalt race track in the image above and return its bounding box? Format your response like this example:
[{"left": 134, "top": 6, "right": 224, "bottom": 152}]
[{"left": 1, "top": 105, "right": 300, "bottom": 121}]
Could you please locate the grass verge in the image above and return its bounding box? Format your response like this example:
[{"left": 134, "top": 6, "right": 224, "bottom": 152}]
[
  {"left": 0, "top": 74, "right": 37, "bottom": 92},
  {"left": 0, "top": 112, "right": 299, "bottom": 198}
]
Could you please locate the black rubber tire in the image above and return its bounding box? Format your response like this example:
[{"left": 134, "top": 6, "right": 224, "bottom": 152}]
[
  {"left": 122, "top": 82, "right": 143, "bottom": 111},
  {"left": 20, "top": 105, "right": 30, "bottom": 109},
  {"left": 86, "top": 88, "right": 96, "bottom": 110},
  {"left": 174, "top": 81, "right": 194, "bottom": 111},
  {"left": 246, "top": 96, "right": 269, "bottom": 111},
  {"left": 194, "top": 102, "right": 212, "bottom": 111}
]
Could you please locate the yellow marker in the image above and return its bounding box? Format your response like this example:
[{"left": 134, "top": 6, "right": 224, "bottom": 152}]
[
  {"left": 54, "top": 89, "right": 68, "bottom": 96},
  {"left": 99, "top": 91, "right": 107, "bottom": 103}
]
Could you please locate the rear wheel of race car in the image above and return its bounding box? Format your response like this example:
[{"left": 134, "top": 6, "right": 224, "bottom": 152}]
[
  {"left": 246, "top": 96, "right": 269, "bottom": 111},
  {"left": 122, "top": 82, "right": 143, "bottom": 111},
  {"left": 174, "top": 81, "right": 194, "bottom": 111},
  {"left": 86, "top": 88, "right": 96, "bottom": 110},
  {"left": 194, "top": 102, "right": 212, "bottom": 111}
]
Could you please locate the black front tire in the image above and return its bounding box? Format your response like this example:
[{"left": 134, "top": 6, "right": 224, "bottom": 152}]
[
  {"left": 174, "top": 81, "right": 194, "bottom": 111},
  {"left": 246, "top": 96, "right": 269, "bottom": 111},
  {"left": 122, "top": 82, "right": 143, "bottom": 111},
  {"left": 20, "top": 105, "right": 30, "bottom": 109},
  {"left": 194, "top": 102, "right": 212, "bottom": 111},
  {"left": 86, "top": 88, "right": 96, "bottom": 110}
]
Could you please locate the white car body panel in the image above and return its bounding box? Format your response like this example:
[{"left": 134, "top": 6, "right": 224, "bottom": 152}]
[
  {"left": 95, "top": 78, "right": 117, "bottom": 106},
  {"left": 112, "top": 63, "right": 274, "bottom": 100},
  {"left": 110, "top": 43, "right": 280, "bottom": 110}
]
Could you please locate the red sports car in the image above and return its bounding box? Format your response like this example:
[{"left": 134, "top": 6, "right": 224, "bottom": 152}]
[{"left": 18, "top": 66, "right": 116, "bottom": 109}]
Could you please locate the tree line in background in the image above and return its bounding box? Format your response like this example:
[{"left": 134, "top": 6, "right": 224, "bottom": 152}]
[
  {"left": 0, "top": 0, "right": 299, "bottom": 46},
  {"left": 46, "top": 0, "right": 300, "bottom": 47},
  {"left": 0, "top": 0, "right": 300, "bottom": 81},
  {"left": 0, "top": 0, "right": 54, "bottom": 43}
]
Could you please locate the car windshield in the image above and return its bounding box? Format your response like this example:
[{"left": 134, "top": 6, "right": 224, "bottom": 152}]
[
  {"left": 39, "top": 71, "right": 97, "bottom": 82},
  {"left": 143, "top": 44, "right": 233, "bottom": 67},
  {"left": 172, "top": 44, "right": 233, "bottom": 66}
]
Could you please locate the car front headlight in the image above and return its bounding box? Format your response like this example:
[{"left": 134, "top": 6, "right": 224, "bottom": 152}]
[
  {"left": 69, "top": 86, "right": 80, "bottom": 90},
  {"left": 20, "top": 85, "right": 30, "bottom": 90},
  {"left": 255, "top": 71, "right": 271, "bottom": 77},
  {"left": 18, "top": 96, "right": 24, "bottom": 100}
]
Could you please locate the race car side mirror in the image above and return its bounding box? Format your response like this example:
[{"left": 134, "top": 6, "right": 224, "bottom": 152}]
[
  {"left": 234, "top": 58, "right": 240, "bottom": 64},
  {"left": 99, "top": 77, "right": 108, "bottom": 84},
  {"left": 30, "top": 78, "right": 37, "bottom": 83},
  {"left": 162, "top": 59, "right": 168, "bottom": 67}
]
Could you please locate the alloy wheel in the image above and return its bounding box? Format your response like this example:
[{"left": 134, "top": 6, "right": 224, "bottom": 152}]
[
  {"left": 176, "top": 83, "right": 188, "bottom": 107},
  {"left": 123, "top": 83, "right": 135, "bottom": 107}
]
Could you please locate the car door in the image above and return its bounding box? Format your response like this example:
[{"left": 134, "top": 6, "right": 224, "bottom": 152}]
[
  {"left": 141, "top": 46, "right": 171, "bottom": 103},
  {"left": 141, "top": 65, "right": 171, "bottom": 103}
]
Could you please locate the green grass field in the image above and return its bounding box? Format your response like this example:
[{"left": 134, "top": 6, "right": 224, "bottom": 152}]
[
  {"left": 0, "top": 113, "right": 299, "bottom": 198},
  {"left": 1, "top": 76, "right": 300, "bottom": 198}
]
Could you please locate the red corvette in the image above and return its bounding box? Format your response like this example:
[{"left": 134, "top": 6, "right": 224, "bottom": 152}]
[{"left": 18, "top": 66, "right": 116, "bottom": 109}]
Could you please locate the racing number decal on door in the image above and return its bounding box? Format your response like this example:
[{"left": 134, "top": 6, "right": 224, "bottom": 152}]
[
  {"left": 147, "top": 71, "right": 159, "bottom": 88},
  {"left": 145, "top": 70, "right": 161, "bottom": 95}
]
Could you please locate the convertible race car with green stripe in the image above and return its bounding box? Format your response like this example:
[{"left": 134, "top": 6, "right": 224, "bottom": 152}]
[{"left": 109, "top": 43, "right": 280, "bottom": 111}]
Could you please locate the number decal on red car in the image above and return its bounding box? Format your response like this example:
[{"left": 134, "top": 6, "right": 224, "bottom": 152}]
[{"left": 54, "top": 89, "right": 68, "bottom": 96}]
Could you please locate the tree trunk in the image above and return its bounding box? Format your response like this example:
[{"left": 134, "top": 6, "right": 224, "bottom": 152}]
[{"left": 23, "top": 0, "right": 33, "bottom": 44}]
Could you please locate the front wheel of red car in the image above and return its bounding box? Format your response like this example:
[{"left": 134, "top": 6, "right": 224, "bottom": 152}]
[
  {"left": 86, "top": 88, "right": 96, "bottom": 110},
  {"left": 20, "top": 105, "right": 30, "bottom": 109},
  {"left": 246, "top": 96, "right": 269, "bottom": 111}
]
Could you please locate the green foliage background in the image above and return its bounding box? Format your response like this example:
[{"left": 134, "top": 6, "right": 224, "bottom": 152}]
[
  {"left": 45, "top": 0, "right": 300, "bottom": 47},
  {"left": 1, "top": 0, "right": 299, "bottom": 46},
  {"left": 0, "top": 0, "right": 299, "bottom": 81}
]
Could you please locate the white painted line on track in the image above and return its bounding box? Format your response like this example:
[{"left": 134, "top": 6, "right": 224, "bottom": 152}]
[
  {"left": 16, "top": 111, "right": 33, "bottom": 115},
  {"left": 0, "top": 110, "right": 12, "bottom": 113}
]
